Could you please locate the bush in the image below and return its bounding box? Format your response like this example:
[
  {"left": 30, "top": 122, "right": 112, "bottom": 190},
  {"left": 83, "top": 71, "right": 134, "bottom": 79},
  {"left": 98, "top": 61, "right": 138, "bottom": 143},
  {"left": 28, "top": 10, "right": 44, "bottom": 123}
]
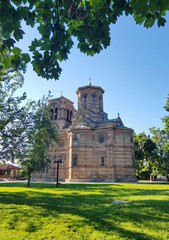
[{"left": 17, "top": 169, "right": 27, "bottom": 180}]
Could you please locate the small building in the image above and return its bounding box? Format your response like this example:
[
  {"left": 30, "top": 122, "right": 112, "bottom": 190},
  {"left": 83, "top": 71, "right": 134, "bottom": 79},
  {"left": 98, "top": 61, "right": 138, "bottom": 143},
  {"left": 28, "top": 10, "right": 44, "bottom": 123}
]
[
  {"left": 0, "top": 164, "right": 21, "bottom": 178},
  {"left": 33, "top": 83, "right": 137, "bottom": 182}
]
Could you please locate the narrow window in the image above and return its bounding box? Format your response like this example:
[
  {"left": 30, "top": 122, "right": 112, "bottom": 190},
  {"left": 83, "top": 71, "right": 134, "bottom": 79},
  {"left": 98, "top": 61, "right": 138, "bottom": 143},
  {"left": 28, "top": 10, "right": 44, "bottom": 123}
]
[
  {"left": 54, "top": 108, "right": 58, "bottom": 120},
  {"left": 99, "top": 96, "right": 102, "bottom": 109},
  {"left": 50, "top": 109, "right": 54, "bottom": 120},
  {"left": 101, "top": 157, "right": 104, "bottom": 166},
  {"left": 61, "top": 160, "right": 64, "bottom": 167},
  {"left": 72, "top": 155, "right": 78, "bottom": 167},
  {"left": 84, "top": 95, "right": 87, "bottom": 109},
  {"left": 67, "top": 109, "right": 69, "bottom": 121},
  {"left": 70, "top": 111, "right": 73, "bottom": 122},
  {"left": 92, "top": 95, "right": 95, "bottom": 107}
]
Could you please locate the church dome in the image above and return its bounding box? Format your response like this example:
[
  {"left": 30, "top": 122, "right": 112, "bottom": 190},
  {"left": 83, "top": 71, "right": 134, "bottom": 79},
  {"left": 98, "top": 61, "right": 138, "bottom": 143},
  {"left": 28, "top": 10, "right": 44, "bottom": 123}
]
[{"left": 76, "top": 84, "right": 104, "bottom": 111}]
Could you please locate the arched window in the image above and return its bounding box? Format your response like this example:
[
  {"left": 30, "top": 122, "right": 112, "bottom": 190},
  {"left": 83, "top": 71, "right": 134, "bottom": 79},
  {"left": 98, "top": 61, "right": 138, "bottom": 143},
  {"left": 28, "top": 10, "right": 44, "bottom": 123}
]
[
  {"left": 67, "top": 109, "right": 69, "bottom": 121},
  {"left": 72, "top": 155, "right": 78, "bottom": 167},
  {"left": 54, "top": 108, "right": 58, "bottom": 120},
  {"left": 84, "top": 95, "right": 87, "bottom": 109},
  {"left": 50, "top": 109, "right": 54, "bottom": 120},
  {"left": 70, "top": 111, "right": 73, "bottom": 122},
  {"left": 92, "top": 95, "right": 95, "bottom": 107},
  {"left": 101, "top": 157, "right": 104, "bottom": 166}
]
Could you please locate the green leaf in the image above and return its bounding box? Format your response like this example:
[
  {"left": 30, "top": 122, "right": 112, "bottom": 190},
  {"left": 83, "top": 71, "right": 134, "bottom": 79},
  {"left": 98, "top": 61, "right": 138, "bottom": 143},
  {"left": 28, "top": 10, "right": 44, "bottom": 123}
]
[
  {"left": 78, "top": 42, "right": 89, "bottom": 53},
  {"left": 87, "top": 49, "right": 95, "bottom": 56},
  {"left": 134, "top": 15, "right": 146, "bottom": 25},
  {"left": 4, "top": 38, "right": 16, "bottom": 48},
  {"left": 13, "top": 47, "right": 22, "bottom": 55},
  {"left": 22, "top": 53, "right": 31, "bottom": 63},
  {"left": 18, "top": 6, "right": 29, "bottom": 19},
  {"left": 4, "top": 57, "right": 11, "bottom": 68},
  {"left": 14, "top": 29, "right": 25, "bottom": 41},
  {"left": 144, "top": 18, "right": 155, "bottom": 28},
  {"left": 158, "top": 17, "right": 166, "bottom": 27}
]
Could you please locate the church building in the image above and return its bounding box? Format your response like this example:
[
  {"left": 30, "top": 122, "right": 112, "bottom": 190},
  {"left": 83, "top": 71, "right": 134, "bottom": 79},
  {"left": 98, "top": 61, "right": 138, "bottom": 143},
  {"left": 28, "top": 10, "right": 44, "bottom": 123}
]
[{"left": 33, "top": 83, "right": 136, "bottom": 182}]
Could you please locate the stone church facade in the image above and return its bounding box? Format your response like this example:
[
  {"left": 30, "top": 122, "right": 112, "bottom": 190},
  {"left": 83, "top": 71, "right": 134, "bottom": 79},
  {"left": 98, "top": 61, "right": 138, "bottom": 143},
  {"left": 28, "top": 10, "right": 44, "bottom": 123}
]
[{"left": 33, "top": 83, "right": 136, "bottom": 182}]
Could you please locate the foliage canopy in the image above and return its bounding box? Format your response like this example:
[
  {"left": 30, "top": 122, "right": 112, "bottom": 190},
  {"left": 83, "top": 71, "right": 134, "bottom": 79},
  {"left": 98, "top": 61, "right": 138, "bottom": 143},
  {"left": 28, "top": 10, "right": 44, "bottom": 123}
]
[
  {"left": 0, "top": 67, "right": 58, "bottom": 185},
  {"left": 134, "top": 93, "right": 169, "bottom": 181},
  {"left": 17, "top": 96, "right": 59, "bottom": 187},
  {"left": 0, "top": 0, "right": 169, "bottom": 80},
  {"left": 0, "top": 72, "right": 27, "bottom": 162}
]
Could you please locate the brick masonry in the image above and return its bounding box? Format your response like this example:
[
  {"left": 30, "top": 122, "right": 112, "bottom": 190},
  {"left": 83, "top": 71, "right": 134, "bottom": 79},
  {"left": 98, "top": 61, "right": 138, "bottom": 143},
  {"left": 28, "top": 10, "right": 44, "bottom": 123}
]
[{"left": 32, "top": 84, "right": 137, "bottom": 182}]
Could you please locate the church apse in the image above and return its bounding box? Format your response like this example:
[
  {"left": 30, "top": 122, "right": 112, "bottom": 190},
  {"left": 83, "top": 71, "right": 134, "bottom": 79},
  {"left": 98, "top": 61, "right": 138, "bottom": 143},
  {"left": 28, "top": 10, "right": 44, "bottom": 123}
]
[{"left": 32, "top": 83, "right": 137, "bottom": 182}]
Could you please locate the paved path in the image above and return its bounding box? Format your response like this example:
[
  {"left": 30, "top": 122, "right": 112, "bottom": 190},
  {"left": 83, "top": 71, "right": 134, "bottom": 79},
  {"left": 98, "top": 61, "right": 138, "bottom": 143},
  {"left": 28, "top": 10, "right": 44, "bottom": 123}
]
[{"left": 0, "top": 179, "right": 168, "bottom": 184}]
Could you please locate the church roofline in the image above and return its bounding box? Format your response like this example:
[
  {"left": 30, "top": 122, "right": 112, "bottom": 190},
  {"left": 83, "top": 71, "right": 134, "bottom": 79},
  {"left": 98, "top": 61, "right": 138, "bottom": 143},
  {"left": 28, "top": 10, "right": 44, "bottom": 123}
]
[
  {"left": 76, "top": 85, "right": 104, "bottom": 94},
  {"left": 49, "top": 96, "right": 74, "bottom": 104},
  {"left": 114, "top": 125, "right": 134, "bottom": 131},
  {"left": 99, "top": 118, "right": 117, "bottom": 123}
]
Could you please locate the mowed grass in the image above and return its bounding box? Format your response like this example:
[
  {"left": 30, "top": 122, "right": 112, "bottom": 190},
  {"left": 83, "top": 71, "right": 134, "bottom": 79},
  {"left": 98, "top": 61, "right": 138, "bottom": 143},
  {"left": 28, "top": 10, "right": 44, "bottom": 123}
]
[{"left": 0, "top": 183, "right": 169, "bottom": 240}]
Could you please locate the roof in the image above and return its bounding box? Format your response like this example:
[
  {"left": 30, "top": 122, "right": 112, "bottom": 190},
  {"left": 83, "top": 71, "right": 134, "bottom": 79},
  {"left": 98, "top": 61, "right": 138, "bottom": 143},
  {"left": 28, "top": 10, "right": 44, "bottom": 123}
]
[
  {"left": 0, "top": 164, "right": 21, "bottom": 171},
  {"left": 50, "top": 96, "right": 74, "bottom": 105},
  {"left": 76, "top": 85, "right": 104, "bottom": 94},
  {"left": 99, "top": 118, "right": 117, "bottom": 123}
]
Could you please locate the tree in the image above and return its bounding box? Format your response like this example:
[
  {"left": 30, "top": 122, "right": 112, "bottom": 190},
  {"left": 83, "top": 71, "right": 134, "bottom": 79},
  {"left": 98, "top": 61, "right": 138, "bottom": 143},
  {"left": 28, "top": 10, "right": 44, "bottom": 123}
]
[
  {"left": 0, "top": 0, "right": 169, "bottom": 80},
  {"left": 134, "top": 132, "right": 157, "bottom": 180},
  {"left": 17, "top": 97, "right": 58, "bottom": 187},
  {"left": 155, "top": 93, "right": 169, "bottom": 181},
  {"left": 163, "top": 94, "right": 169, "bottom": 134},
  {"left": 0, "top": 67, "right": 58, "bottom": 186},
  {"left": 133, "top": 132, "right": 144, "bottom": 179},
  {"left": 150, "top": 127, "right": 169, "bottom": 181},
  {"left": 0, "top": 71, "right": 29, "bottom": 162}
]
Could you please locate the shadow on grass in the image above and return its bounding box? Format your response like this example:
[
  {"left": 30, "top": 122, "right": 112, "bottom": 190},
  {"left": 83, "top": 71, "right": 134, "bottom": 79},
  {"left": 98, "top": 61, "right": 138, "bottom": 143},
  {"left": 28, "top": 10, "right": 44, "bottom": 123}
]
[{"left": 0, "top": 183, "right": 169, "bottom": 239}]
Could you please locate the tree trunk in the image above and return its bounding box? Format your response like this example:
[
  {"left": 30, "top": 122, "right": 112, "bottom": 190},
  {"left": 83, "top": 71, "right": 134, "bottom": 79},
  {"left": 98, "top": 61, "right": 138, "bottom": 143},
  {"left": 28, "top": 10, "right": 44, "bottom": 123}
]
[
  {"left": 150, "top": 175, "right": 154, "bottom": 181},
  {"left": 149, "top": 162, "right": 153, "bottom": 181},
  {"left": 27, "top": 175, "right": 31, "bottom": 187}
]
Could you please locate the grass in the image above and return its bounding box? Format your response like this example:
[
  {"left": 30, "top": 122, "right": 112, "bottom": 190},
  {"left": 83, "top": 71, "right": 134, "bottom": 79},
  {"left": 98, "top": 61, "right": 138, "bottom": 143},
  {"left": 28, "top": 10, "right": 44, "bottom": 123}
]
[{"left": 0, "top": 183, "right": 169, "bottom": 240}]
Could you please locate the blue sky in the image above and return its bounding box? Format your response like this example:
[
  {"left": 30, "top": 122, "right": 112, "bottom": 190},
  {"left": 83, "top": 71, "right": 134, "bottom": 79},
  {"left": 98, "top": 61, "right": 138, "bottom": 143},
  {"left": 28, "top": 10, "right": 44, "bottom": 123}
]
[{"left": 16, "top": 14, "right": 169, "bottom": 135}]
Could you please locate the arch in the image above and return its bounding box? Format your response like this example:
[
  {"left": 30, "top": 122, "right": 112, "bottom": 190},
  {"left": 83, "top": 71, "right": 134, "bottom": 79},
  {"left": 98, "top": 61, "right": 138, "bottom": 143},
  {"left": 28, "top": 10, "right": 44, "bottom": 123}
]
[
  {"left": 73, "top": 134, "right": 78, "bottom": 142},
  {"left": 54, "top": 108, "right": 58, "bottom": 120},
  {"left": 67, "top": 109, "right": 69, "bottom": 121},
  {"left": 72, "top": 154, "right": 78, "bottom": 167},
  {"left": 97, "top": 151, "right": 107, "bottom": 167},
  {"left": 70, "top": 111, "right": 73, "bottom": 122},
  {"left": 50, "top": 109, "right": 54, "bottom": 120},
  {"left": 92, "top": 95, "right": 95, "bottom": 107},
  {"left": 84, "top": 95, "right": 87, "bottom": 109},
  {"left": 101, "top": 156, "right": 105, "bottom": 166}
]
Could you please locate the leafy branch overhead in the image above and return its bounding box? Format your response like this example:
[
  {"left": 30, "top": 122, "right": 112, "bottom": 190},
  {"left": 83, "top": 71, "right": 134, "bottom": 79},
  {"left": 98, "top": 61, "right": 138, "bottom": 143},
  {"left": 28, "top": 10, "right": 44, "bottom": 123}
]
[{"left": 0, "top": 0, "right": 169, "bottom": 80}]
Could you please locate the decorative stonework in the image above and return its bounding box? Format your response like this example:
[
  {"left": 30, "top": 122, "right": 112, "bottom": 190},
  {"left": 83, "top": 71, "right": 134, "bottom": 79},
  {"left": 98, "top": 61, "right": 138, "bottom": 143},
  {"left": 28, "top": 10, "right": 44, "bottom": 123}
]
[{"left": 32, "top": 83, "right": 137, "bottom": 182}]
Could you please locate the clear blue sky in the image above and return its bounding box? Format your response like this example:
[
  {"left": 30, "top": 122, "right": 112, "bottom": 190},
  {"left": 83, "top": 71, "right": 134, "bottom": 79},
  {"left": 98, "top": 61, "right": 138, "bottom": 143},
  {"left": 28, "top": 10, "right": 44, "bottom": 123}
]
[{"left": 16, "top": 14, "right": 169, "bottom": 135}]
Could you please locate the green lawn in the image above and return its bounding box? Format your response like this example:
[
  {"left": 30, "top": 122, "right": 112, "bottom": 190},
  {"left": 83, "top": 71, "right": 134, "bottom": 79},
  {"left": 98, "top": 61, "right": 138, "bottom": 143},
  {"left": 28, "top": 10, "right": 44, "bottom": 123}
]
[{"left": 0, "top": 183, "right": 169, "bottom": 240}]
